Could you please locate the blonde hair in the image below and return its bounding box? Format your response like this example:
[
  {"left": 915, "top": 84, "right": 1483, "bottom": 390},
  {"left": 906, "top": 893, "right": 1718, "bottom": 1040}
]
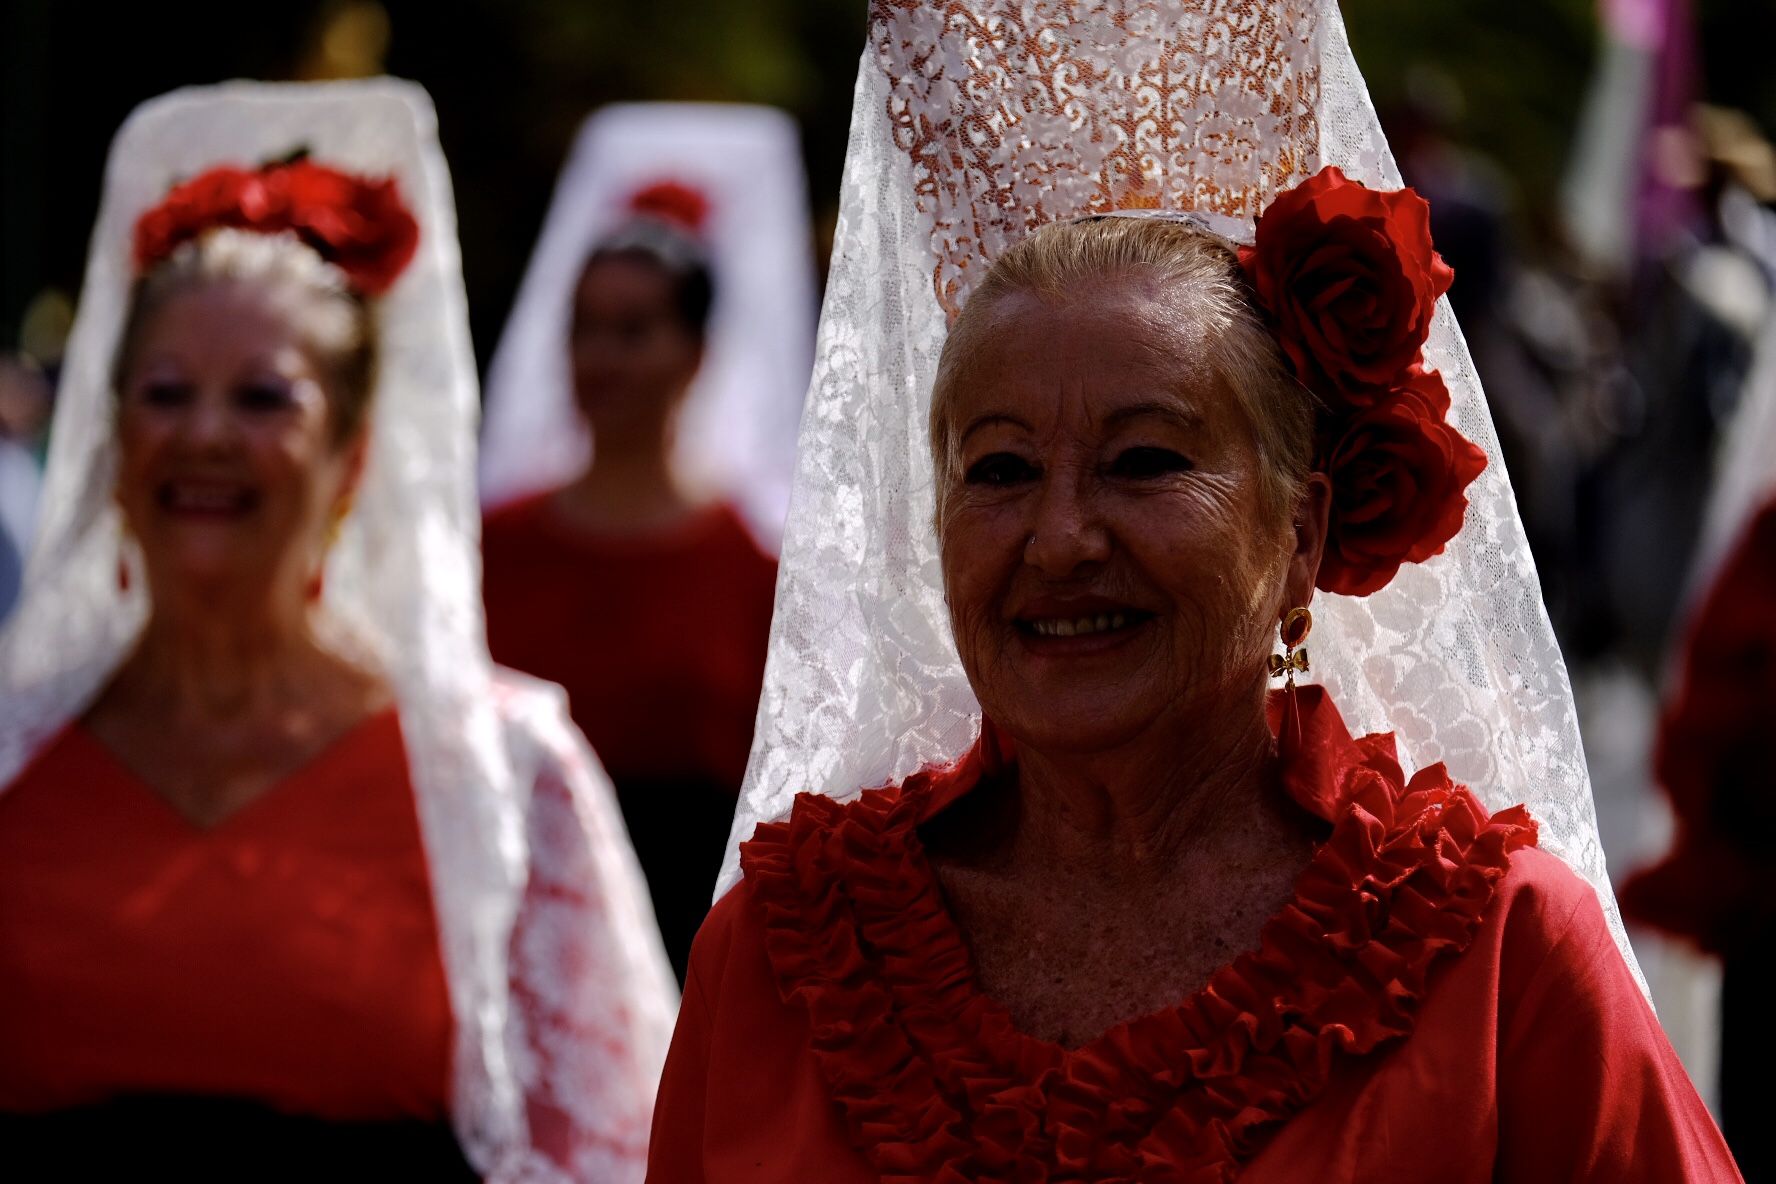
[
  {"left": 114, "top": 227, "right": 379, "bottom": 441},
  {"left": 929, "top": 216, "right": 1314, "bottom": 532}
]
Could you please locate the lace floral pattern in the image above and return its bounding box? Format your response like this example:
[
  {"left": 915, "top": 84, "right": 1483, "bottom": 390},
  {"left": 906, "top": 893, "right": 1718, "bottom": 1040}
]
[
  {"left": 876, "top": 0, "right": 1320, "bottom": 318},
  {"left": 725, "top": 0, "right": 1643, "bottom": 994},
  {"left": 491, "top": 674, "right": 678, "bottom": 1183}
]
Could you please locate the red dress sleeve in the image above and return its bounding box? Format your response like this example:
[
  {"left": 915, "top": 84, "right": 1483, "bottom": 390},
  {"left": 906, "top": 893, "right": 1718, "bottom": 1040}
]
[{"left": 1494, "top": 864, "right": 1742, "bottom": 1182}]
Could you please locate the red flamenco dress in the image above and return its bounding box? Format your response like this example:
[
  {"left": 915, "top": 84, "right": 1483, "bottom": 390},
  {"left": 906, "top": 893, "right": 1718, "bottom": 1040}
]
[
  {"left": 0, "top": 708, "right": 475, "bottom": 1181},
  {"left": 482, "top": 494, "right": 777, "bottom": 979},
  {"left": 1622, "top": 494, "right": 1776, "bottom": 1181},
  {"left": 648, "top": 687, "right": 1738, "bottom": 1183}
]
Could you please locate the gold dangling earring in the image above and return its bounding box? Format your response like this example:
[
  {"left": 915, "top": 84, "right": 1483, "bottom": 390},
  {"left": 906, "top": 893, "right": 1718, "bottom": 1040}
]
[
  {"left": 116, "top": 515, "right": 135, "bottom": 593},
  {"left": 1268, "top": 606, "right": 1312, "bottom": 687},
  {"left": 308, "top": 499, "right": 351, "bottom": 605},
  {"left": 326, "top": 499, "right": 349, "bottom": 549}
]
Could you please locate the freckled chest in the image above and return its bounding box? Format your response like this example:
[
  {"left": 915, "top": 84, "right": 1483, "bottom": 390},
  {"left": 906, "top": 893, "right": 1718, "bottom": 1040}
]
[{"left": 929, "top": 841, "right": 1307, "bottom": 1049}]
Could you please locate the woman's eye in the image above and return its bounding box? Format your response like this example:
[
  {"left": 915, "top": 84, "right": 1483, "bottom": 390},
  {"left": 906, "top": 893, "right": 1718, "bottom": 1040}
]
[
  {"left": 137, "top": 381, "right": 191, "bottom": 407},
  {"left": 964, "top": 453, "right": 1039, "bottom": 487},
  {"left": 1109, "top": 446, "right": 1191, "bottom": 479},
  {"left": 237, "top": 382, "right": 296, "bottom": 411}
]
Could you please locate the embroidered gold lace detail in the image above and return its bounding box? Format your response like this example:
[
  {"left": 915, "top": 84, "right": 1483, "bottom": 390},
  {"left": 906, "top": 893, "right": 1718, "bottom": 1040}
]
[{"left": 872, "top": 0, "right": 1322, "bottom": 316}]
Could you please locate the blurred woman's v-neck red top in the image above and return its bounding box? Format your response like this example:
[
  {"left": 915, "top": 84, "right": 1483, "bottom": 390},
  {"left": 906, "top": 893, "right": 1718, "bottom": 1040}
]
[{"left": 0, "top": 708, "right": 455, "bottom": 1120}]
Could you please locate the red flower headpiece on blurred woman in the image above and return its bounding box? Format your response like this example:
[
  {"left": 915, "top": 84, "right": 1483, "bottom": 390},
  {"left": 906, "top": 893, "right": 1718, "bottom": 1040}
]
[
  {"left": 133, "top": 154, "right": 420, "bottom": 296},
  {"left": 626, "top": 179, "right": 711, "bottom": 235},
  {"left": 1239, "top": 166, "right": 1487, "bottom": 598}
]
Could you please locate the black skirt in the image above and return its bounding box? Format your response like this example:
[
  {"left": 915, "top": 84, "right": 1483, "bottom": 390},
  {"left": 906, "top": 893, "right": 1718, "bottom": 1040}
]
[{"left": 1, "top": 1095, "right": 481, "bottom": 1182}]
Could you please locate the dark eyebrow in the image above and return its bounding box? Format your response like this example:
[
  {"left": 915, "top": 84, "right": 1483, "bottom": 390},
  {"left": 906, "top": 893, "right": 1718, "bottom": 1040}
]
[
  {"left": 1102, "top": 401, "right": 1202, "bottom": 432},
  {"left": 958, "top": 412, "right": 1034, "bottom": 446}
]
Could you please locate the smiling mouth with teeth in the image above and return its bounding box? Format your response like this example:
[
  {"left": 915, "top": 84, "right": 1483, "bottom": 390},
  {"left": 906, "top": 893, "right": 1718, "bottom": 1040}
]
[
  {"left": 157, "top": 483, "right": 258, "bottom": 514},
  {"left": 1020, "top": 611, "right": 1149, "bottom": 638}
]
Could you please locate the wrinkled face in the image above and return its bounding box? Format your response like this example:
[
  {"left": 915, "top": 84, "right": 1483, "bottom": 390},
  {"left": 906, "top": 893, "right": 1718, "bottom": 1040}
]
[
  {"left": 937, "top": 276, "right": 1310, "bottom": 755},
  {"left": 115, "top": 279, "right": 363, "bottom": 605},
  {"left": 569, "top": 254, "right": 701, "bottom": 433}
]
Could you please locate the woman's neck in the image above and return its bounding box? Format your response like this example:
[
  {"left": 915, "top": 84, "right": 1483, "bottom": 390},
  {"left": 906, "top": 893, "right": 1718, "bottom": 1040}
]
[
  {"left": 113, "top": 594, "right": 330, "bottom": 723},
  {"left": 555, "top": 423, "right": 700, "bottom": 533},
  {"left": 1002, "top": 693, "right": 1283, "bottom": 892}
]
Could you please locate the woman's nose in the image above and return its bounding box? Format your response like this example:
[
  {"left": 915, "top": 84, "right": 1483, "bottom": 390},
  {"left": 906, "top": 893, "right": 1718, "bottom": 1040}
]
[
  {"left": 1023, "top": 469, "right": 1110, "bottom": 575},
  {"left": 180, "top": 393, "right": 237, "bottom": 449}
]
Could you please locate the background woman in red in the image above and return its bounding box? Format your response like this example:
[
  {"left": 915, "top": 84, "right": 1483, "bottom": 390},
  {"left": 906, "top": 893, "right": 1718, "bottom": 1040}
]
[{"left": 481, "top": 106, "right": 815, "bottom": 979}]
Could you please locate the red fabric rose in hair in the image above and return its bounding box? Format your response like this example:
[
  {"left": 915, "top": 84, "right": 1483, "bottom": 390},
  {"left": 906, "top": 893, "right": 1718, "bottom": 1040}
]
[
  {"left": 132, "top": 158, "right": 419, "bottom": 296},
  {"left": 1240, "top": 166, "right": 1453, "bottom": 404},
  {"left": 277, "top": 162, "right": 420, "bottom": 295},
  {"left": 1316, "top": 367, "right": 1486, "bottom": 597},
  {"left": 629, "top": 180, "right": 711, "bottom": 234},
  {"left": 133, "top": 166, "right": 254, "bottom": 270}
]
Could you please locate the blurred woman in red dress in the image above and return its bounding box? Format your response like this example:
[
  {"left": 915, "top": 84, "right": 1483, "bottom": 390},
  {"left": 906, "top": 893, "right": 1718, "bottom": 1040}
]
[
  {"left": 480, "top": 106, "right": 815, "bottom": 978},
  {"left": 0, "top": 81, "right": 674, "bottom": 1183}
]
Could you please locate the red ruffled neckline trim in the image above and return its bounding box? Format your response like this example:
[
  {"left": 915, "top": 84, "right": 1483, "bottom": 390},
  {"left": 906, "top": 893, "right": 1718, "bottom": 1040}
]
[{"left": 740, "top": 686, "right": 1537, "bottom": 1182}]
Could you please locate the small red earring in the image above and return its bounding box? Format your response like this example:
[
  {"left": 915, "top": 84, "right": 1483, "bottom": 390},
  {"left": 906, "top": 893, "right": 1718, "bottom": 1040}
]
[{"left": 308, "top": 501, "right": 350, "bottom": 605}]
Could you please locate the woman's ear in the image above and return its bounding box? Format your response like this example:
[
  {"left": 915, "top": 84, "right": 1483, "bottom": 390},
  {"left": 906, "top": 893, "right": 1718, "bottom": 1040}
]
[{"left": 1283, "top": 472, "right": 1332, "bottom": 613}]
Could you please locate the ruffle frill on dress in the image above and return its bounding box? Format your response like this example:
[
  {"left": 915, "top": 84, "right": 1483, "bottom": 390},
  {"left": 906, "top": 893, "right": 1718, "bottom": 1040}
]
[{"left": 739, "top": 687, "right": 1538, "bottom": 1183}]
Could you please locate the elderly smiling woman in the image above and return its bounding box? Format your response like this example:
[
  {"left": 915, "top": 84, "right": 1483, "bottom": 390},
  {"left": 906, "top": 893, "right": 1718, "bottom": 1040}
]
[
  {"left": 649, "top": 192, "right": 1738, "bottom": 1182},
  {"left": 647, "top": 5, "right": 1740, "bottom": 1180}
]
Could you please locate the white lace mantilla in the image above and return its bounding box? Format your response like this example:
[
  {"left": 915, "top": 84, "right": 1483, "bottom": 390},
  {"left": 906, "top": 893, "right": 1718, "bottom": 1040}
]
[
  {"left": 723, "top": 0, "right": 1644, "bottom": 993},
  {"left": 0, "top": 80, "right": 676, "bottom": 1181}
]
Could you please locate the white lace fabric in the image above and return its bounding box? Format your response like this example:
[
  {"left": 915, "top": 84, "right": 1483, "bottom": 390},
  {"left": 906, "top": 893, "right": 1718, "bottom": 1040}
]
[
  {"left": 478, "top": 103, "right": 817, "bottom": 549},
  {"left": 0, "top": 80, "right": 676, "bottom": 1182},
  {"left": 724, "top": 0, "right": 1644, "bottom": 992}
]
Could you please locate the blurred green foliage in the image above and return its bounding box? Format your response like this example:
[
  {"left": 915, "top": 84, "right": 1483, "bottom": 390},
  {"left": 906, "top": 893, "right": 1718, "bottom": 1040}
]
[
  {"left": 1343, "top": 0, "right": 1596, "bottom": 216},
  {"left": 1344, "top": 0, "right": 1776, "bottom": 240}
]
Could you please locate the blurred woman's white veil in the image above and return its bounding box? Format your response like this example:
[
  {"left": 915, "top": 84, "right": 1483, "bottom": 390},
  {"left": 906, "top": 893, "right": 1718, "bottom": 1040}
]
[
  {"left": 0, "top": 79, "right": 675, "bottom": 1183},
  {"left": 478, "top": 102, "right": 817, "bottom": 549},
  {"left": 723, "top": 0, "right": 1645, "bottom": 986}
]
